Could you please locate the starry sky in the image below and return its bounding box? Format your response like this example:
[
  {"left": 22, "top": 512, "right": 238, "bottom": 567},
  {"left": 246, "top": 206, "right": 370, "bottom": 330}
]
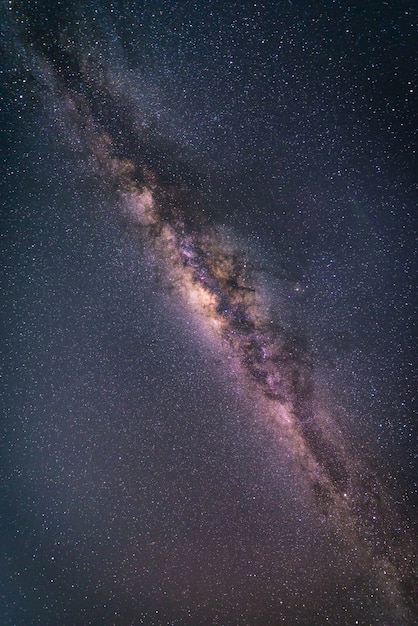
[{"left": 1, "top": 1, "right": 417, "bottom": 625}]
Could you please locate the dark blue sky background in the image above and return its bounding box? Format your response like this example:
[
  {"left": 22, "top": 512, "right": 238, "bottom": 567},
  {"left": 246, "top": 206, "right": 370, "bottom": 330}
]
[{"left": 1, "top": 1, "right": 417, "bottom": 624}]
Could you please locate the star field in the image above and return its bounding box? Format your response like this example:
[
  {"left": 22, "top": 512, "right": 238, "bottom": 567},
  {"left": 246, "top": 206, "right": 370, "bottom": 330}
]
[{"left": 1, "top": 1, "right": 417, "bottom": 625}]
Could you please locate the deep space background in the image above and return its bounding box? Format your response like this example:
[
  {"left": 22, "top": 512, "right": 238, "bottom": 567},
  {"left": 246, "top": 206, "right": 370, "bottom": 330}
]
[{"left": 1, "top": 1, "right": 417, "bottom": 624}]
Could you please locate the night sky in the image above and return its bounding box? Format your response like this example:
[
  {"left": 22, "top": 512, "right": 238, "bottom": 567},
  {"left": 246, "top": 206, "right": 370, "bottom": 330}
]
[{"left": 1, "top": 1, "right": 417, "bottom": 625}]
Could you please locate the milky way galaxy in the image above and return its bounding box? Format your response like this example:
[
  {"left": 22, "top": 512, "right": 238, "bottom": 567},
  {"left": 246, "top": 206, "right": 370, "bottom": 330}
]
[{"left": 3, "top": 2, "right": 417, "bottom": 625}]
